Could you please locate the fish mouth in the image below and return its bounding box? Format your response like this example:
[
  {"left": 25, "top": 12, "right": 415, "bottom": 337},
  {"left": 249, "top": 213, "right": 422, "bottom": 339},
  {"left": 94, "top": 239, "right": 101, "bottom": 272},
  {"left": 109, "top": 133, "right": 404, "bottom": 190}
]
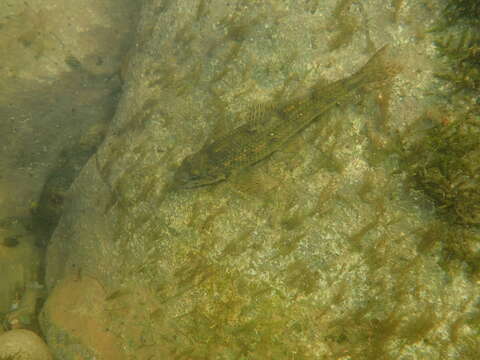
[{"left": 174, "top": 170, "right": 225, "bottom": 189}]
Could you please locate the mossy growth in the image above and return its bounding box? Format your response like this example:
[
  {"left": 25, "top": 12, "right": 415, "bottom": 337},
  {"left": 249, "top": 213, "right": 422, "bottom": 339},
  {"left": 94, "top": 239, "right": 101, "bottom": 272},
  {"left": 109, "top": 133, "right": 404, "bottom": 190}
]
[
  {"left": 415, "top": 220, "right": 480, "bottom": 279},
  {"left": 399, "top": 111, "right": 480, "bottom": 278},
  {"left": 397, "top": 0, "right": 480, "bottom": 281},
  {"left": 400, "top": 0, "right": 480, "bottom": 227},
  {"left": 441, "top": 0, "right": 480, "bottom": 26},
  {"left": 434, "top": 26, "right": 480, "bottom": 96},
  {"left": 402, "top": 114, "right": 480, "bottom": 226},
  {"left": 327, "top": 0, "right": 358, "bottom": 51},
  {"left": 433, "top": 0, "right": 480, "bottom": 97}
]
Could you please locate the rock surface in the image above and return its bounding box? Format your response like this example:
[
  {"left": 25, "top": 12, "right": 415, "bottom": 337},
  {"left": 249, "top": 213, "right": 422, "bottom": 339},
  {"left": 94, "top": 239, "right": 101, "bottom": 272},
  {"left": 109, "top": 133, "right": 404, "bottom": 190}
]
[
  {"left": 41, "top": 0, "right": 479, "bottom": 359},
  {"left": 0, "top": 329, "right": 52, "bottom": 360},
  {"left": 40, "top": 276, "right": 125, "bottom": 360},
  {"left": 0, "top": 219, "right": 40, "bottom": 329},
  {"left": 1, "top": 0, "right": 139, "bottom": 357},
  {"left": 0, "top": 0, "right": 139, "bottom": 220}
]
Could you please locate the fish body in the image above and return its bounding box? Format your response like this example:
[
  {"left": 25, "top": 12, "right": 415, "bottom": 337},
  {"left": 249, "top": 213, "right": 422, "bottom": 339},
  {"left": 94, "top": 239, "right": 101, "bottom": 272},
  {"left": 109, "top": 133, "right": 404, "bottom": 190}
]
[{"left": 175, "top": 47, "right": 391, "bottom": 189}]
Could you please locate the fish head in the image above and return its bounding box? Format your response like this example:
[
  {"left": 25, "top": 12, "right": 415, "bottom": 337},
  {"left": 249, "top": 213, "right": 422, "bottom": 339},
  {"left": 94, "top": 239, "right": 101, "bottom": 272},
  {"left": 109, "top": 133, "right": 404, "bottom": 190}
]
[{"left": 174, "top": 152, "right": 226, "bottom": 189}]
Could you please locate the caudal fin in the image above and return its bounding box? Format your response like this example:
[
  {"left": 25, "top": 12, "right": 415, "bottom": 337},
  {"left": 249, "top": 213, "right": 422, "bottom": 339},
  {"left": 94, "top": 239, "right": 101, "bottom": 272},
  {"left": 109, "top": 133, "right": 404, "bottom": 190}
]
[{"left": 356, "top": 45, "right": 400, "bottom": 84}]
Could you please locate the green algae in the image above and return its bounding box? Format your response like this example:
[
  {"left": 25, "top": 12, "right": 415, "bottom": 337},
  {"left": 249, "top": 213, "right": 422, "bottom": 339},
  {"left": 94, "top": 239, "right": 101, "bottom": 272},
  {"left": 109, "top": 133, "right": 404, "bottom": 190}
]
[
  {"left": 398, "top": 0, "right": 480, "bottom": 283},
  {"left": 433, "top": 0, "right": 480, "bottom": 97},
  {"left": 401, "top": 0, "right": 480, "bottom": 228},
  {"left": 402, "top": 115, "right": 480, "bottom": 226}
]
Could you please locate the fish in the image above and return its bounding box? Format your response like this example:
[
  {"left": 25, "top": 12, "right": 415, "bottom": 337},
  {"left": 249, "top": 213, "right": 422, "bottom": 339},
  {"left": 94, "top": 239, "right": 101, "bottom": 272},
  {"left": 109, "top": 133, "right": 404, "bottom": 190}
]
[{"left": 174, "top": 46, "right": 393, "bottom": 189}]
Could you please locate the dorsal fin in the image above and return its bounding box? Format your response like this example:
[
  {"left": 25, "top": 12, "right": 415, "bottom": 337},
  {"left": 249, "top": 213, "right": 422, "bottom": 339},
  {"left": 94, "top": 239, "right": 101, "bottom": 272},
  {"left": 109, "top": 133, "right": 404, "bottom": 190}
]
[{"left": 244, "top": 102, "right": 278, "bottom": 132}]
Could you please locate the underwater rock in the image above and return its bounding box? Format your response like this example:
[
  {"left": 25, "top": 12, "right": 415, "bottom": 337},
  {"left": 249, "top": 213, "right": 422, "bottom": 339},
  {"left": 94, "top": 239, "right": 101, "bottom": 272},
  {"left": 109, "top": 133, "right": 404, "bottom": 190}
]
[
  {"left": 40, "top": 276, "right": 126, "bottom": 360},
  {"left": 0, "top": 0, "right": 140, "bottom": 239},
  {"left": 0, "top": 219, "right": 41, "bottom": 330},
  {"left": 43, "top": 0, "right": 480, "bottom": 359},
  {"left": 0, "top": 329, "right": 52, "bottom": 360}
]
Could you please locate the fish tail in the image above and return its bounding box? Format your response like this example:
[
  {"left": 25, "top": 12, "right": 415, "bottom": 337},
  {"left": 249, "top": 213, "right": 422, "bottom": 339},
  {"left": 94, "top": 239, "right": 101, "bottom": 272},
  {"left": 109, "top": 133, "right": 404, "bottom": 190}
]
[
  {"left": 354, "top": 45, "right": 400, "bottom": 85},
  {"left": 359, "top": 45, "right": 389, "bottom": 72}
]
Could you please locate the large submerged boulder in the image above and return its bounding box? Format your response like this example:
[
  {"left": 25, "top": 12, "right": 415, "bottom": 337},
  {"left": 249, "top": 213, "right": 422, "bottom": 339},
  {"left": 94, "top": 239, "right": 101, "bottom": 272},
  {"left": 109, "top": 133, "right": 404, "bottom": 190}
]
[{"left": 41, "top": 0, "right": 480, "bottom": 359}]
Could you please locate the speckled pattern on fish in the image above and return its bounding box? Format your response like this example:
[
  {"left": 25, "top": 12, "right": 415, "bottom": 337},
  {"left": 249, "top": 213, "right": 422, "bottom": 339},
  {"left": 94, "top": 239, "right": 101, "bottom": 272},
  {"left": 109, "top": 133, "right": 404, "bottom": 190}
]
[{"left": 174, "top": 46, "right": 392, "bottom": 189}]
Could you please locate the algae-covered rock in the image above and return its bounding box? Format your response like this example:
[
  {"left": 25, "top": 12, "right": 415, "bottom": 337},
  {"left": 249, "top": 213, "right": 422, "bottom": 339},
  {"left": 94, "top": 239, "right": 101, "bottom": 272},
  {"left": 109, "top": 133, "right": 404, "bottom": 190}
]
[{"left": 41, "top": 0, "right": 480, "bottom": 359}]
